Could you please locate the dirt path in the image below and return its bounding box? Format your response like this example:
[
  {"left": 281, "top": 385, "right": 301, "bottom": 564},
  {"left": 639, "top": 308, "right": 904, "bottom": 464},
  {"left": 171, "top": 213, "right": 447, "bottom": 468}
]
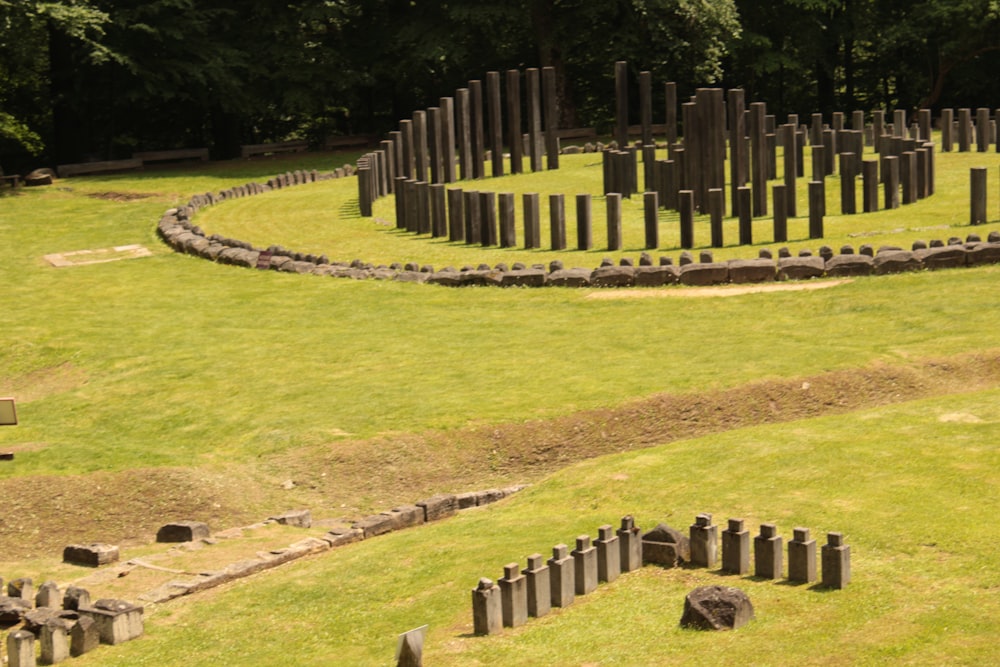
[{"left": 2, "top": 350, "right": 999, "bottom": 562}]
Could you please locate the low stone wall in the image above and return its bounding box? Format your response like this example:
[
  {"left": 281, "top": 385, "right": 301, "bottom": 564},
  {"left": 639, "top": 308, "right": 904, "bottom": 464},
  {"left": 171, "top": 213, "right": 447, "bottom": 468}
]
[{"left": 155, "top": 165, "right": 1000, "bottom": 288}]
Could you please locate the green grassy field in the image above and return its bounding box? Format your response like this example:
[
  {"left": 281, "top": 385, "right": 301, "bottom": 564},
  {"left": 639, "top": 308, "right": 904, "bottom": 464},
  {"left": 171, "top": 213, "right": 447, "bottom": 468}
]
[{"left": 1, "top": 142, "right": 1000, "bottom": 665}]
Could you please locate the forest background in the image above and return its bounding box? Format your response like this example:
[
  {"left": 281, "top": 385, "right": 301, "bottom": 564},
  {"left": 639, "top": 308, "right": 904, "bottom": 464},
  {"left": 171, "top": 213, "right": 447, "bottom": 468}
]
[{"left": 2, "top": 0, "right": 999, "bottom": 170}]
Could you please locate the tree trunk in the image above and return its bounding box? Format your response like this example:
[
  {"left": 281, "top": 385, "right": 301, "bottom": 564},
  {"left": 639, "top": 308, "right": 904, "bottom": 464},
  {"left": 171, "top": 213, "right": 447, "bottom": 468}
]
[{"left": 532, "top": 0, "right": 577, "bottom": 128}]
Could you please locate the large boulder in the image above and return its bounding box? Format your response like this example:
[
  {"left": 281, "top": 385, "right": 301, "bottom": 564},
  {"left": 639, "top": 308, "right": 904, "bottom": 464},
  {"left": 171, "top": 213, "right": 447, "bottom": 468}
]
[
  {"left": 25, "top": 168, "right": 55, "bottom": 186},
  {"left": 546, "top": 267, "right": 592, "bottom": 287},
  {"left": 591, "top": 265, "right": 635, "bottom": 287},
  {"left": 680, "top": 585, "right": 755, "bottom": 630},
  {"left": 873, "top": 250, "right": 922, "bottom": 274},
  {"left": 0, "top": 596, "right": 32, "bottom": 625}
]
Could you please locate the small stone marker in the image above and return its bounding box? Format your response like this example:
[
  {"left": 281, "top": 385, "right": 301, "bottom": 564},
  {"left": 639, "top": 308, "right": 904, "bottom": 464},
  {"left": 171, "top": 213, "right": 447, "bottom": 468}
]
[
  {"left": 821, "top": 532, "right": 851, "bottom": 589},
  {"left": 255, "top": 250, "right": 272, "bottom": 269},
  {"left": 395, "top": 624, "right": 427, "bottom": 667},
  {"left": 595, "top": 525, "right": 621, "bottom": 583},
  {"left": 40, "top": 621, "right": 70, "bottom": 665},
  {"left": 754, "top": 523, "right": 783, "bottom": 579},
  {"left": 617, "top": 515, "right": 642, "bottom": 573},
  {"left": 7, "top": 629, "right": 35, "bottom": 667},
  {"left": 721, "top": 518, "right": 750, "bottom": 575},
  {"left": 156, "top": 521, "right": 211, "bottom": 543},
  {"left": 499, "top": 563, "right": 527, "bottom": 628},
  {"left": 547, "top": 544, "right": 575, "bottom": 608},
  {"left": 0, "top": 397, "right": 17, "bottom": 425},
  {"left": 8, "top": 577, "right": 35, "bottom": 607},
  {"left": 689, "top": 514, "right": 718, "bottom": 568},
  {"left": 788, "top": 527, "right": 818, "bottom": 584},
  {"left": 471, "top": 578, "right": 502, "bottom": 636},
  {"left": 572, "top": 535, "right": 598, "bottom": 596},
  {"left": 679, "top": 585, "right": 755, "bottom": 631},
  {"left": 63, "top": 586, "right": 91, "bottom": 611},
  {"left": 35, "top": 581, "right": 61, "bottom": 609},
  {"left": 70, "top": 616, "right": 99, "bottom": 657},
  {"left": 522, "top": 554, "right": 550, "bottom": 618}
]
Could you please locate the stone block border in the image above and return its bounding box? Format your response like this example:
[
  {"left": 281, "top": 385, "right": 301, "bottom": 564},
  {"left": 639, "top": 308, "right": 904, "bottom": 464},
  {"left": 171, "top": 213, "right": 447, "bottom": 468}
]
[{"left": 156, "top": 170, "right": 1000, "bottom": 288}]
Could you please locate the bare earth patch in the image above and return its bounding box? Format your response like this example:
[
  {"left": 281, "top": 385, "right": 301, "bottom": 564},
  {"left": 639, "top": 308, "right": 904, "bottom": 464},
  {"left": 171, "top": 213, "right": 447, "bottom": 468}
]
[
  {"left": 44, "top": 244, "right": 152, "bottom": 267},
  {"left": 586, "top": 279, "right": 851, "bottom": 300}
]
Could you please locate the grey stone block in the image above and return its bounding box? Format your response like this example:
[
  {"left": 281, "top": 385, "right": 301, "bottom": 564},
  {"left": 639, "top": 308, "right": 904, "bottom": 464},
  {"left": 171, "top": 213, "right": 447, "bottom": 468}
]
[
  {"left": 79, "top": 599, "right": 143, "bottom": 645},
  {"left": 270, "top": 510, "right": 311, "bottom": 528},
  {"left": 547, "top": 544, "right": 575, "bottom": 608},
  {"left": 62, "top": 544, "right": 120, "bottom": 567},
  {"left": 825, "top": 253, "right": 874, "bottom": 276},
  {"left": 471, "top": 578, "right": 502, "bottom": 635},
  {"left": 416, "top": 494, "right": 457, "bottom": 522},
  {"left": 499, "top": 563, "right": 527, "bottom": 628},
  {"left": 727, "top": 258, "right": 776, "bottom": 283},
  {"left": 788, "top": 528, "right": 818, "bottom": 585},
  {"left": 777, "top": 256, "right": 826, "bottom": 280},
  {"left": 522, "top": 554, "right": 550, "bottom": 618},
  {"left": 70, "top": 615, "right": 99, "bottom": 657},
  {"left": 545, "top": 267, "right": 592, "bottom": 287},
  {"left": 873, "top": 250, "right": 922, "bottom": 274},
  {"left": 156, "top": 521, "right": 211, "bottom": 543},
  {"left": 679, "top": 262, "right": 728, "bottom": 286},
  {"left": 590, "top": 265, "right": 635, "bottom": 287}
]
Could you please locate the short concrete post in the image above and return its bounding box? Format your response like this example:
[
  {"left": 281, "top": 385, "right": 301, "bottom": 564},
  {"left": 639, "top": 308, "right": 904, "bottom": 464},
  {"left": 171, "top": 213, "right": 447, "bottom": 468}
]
[
  {"left": 472, "top": 578, "right": 502, "bottom": 635},
  {"left": 548, "top": 544, "right": 575, "bottom": 608},
  {"left": 617, "top": 515, "right": 642, "bottom": 573},
  {"left": 479, "top": 191, "right": 497, "bottom": 246},
  {"left": 498, "top": 192, "right": 516, "bottom": 247},
  {"left": 523, "top": 193, "right": 540, "bottom": 249},
  {"left": 772, "top": 183, "right": 787, "bottom": 243},
  {"left": 576, "top": 193, "right": 592, "bottom": 250},
  {"left": 550, "top": 193, "right": 566, "bottom": 250},
  {"left": 595, "top": 525, "right": 621, "bottom": 583},
  {"left": 737, "top": 186, "right": 753, "bottom": 245},
  {"left": 862, "top": 160, "right": 879, "bottom": 212},
  {"left": 840, "top": 152, "right": 856, "bottom": 214},
  {"left": 447, "top": 188, "right": 464, "bottom": 242},
  {"left": 572, "top": 535, "right": 598, "bottom": 596},
  {"left": 606, "top": 193, "right": 623, "bottom": 251},
  {"left": 522, "top": 554, "right": 550, "bottom": 618},
  {"left": 971, "top": 167, "right": 987, "bottom": 225},
  {"left": 808, "top": 180, "right": 824, "bottom": 239},
  {"left": 40, "top": 623, "right": 69, "bottom": 665},
  {"left": 788, "top": 527, "right": 817, "bottom": 584},
  {"left": 7, "top": 629, "right": 35, "bottom": 667},
  {"left": 754, "top": 523, "right": 783, "bottom": 579},
  {"left": 499, "top": 563, "right": 527, "bottom": 628},
  {"left": 689, "top": 513, "right": 718, "bottom": 568},
  {"left": 643, "top": 191, "right": 659, "bottom": 249},
  {"left": 884, "top": 156, "right": 899, "bottom": 209},
  {"left": 821, "top": 532, "right": 851, "bottom": 589},
  {"left": 430, "top": 183, "right": 447, "bottom": 238},
  {"left": 721, "top": 518, "right": 750, "bottom": 575},
  {"left": 709, "top": 187, "right": 724, "bottom": 248},
  {"left": 679, "top": 190, "right": 695, "bottom": 249}
]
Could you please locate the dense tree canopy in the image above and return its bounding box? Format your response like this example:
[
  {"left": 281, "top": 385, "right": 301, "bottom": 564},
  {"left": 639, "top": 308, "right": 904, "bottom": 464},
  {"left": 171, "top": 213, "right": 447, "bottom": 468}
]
[{"left": 1, "top": 0, "right": 997, "bottom": 169}]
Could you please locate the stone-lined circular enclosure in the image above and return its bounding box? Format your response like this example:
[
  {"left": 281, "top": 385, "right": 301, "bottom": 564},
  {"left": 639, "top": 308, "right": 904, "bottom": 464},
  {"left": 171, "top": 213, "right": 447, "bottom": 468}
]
[{"left": 156, "top": 168, "right": 1000, "bottom": 288}]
